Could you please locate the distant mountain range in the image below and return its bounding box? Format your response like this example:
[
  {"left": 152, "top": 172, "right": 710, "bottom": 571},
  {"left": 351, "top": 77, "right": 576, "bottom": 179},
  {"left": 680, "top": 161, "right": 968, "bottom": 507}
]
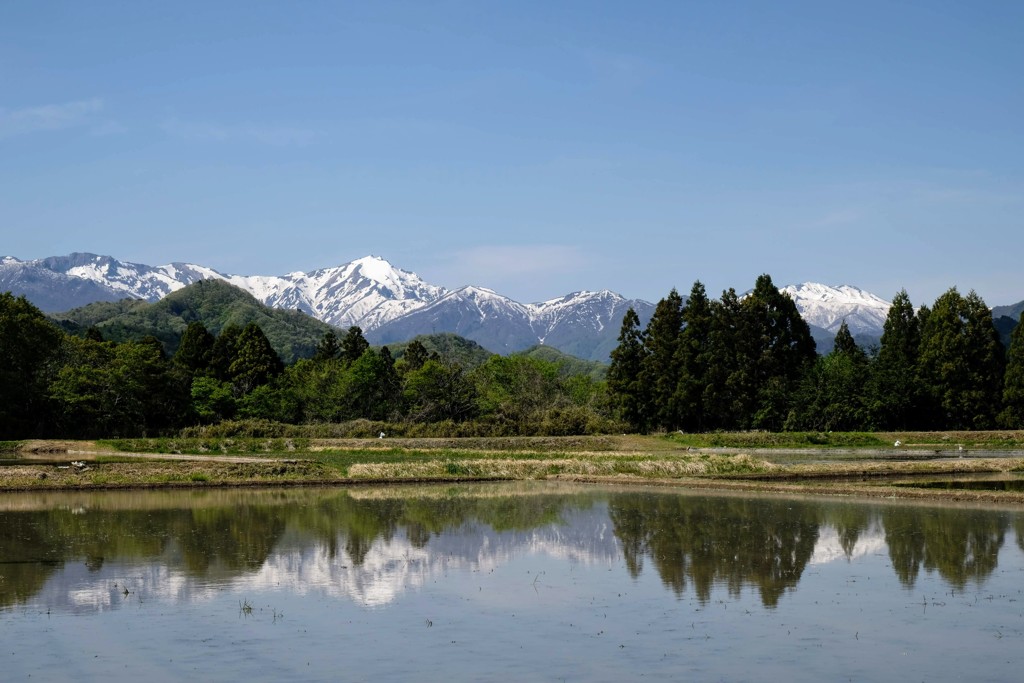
[{"left": 3, "top": 252, "right": 1020, "bottom": 360}]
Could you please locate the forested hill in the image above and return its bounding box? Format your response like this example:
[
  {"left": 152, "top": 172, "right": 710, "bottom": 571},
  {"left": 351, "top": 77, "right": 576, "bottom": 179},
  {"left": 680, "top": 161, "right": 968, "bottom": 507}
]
[
  {"left": 384, "top": 333, "right": 495, "bottom": 369},
  {"left": 50, "top": 279, "right": 336, "bottom": 363}
]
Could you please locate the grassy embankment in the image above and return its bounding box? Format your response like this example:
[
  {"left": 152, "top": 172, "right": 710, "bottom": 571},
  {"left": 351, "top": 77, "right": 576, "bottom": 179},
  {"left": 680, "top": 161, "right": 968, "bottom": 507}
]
[{"left": 3, "top": 431, "right": 1024, "bottom": 500}]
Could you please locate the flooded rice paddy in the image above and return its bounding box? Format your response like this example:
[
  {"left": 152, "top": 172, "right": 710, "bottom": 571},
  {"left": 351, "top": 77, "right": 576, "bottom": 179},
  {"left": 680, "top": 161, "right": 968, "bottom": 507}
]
[{"left": 2, "top": 482, "right": 1023, "bottom": 681}]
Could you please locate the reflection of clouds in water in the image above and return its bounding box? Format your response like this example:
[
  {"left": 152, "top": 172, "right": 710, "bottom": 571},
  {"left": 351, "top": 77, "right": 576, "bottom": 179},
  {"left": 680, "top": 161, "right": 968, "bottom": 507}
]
[
  {"left": 37, "top": 509, "right": 621, "bottom": 612},
  {"left": 810, "top": 524, "right": 887, "bottom": 566},
  {"left": 237, "top": 513, "right": 620, "bottom": 606}
]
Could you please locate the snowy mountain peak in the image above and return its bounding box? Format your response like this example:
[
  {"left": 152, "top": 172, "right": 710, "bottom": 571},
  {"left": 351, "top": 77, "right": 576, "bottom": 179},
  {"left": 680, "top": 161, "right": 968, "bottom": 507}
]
[
  {"left": 2, "top": 251, "right": 926, "bottom": 360},
  {"left": 781, "top": 282, "right": 891, "bottom": 335},
  {"left": 535, "top": 289, "right": 623, "bottom": 308},
  {"left": 345, "top": 255, "right": 404, "bottom": 284},
  {"left": 454, "top": 285, "right": 503, "bottom": 298}
]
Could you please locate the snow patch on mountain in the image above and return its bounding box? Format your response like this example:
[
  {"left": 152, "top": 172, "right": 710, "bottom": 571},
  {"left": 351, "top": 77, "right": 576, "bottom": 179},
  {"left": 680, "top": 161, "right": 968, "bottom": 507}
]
[
  {"left": 781, "top": 283, "right": 891, "bottom": 336},
  {"left": 3, "top": 251, "right": 927, "bottom": 359}
]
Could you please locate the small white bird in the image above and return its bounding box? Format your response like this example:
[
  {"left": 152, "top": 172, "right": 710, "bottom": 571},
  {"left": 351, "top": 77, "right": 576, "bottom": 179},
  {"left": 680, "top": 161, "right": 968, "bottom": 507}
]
[
  {"left": 379, "top": 431, "right": 386, "bottom": 439},
  {"left": 894, "top": 440, "right": 901, "bottom": 448}
]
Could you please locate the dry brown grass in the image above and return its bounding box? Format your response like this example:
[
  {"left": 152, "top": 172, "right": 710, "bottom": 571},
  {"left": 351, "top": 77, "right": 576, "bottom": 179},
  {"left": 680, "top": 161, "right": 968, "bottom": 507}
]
[{"left": 347, "top": 453, "right": 778, "bottom": 481}]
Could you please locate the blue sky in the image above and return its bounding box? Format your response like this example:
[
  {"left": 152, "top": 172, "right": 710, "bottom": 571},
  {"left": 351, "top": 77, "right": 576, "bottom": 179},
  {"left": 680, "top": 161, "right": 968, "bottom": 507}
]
[{"left": 2, "top": 1, "right": 1022, "bottom": 306}]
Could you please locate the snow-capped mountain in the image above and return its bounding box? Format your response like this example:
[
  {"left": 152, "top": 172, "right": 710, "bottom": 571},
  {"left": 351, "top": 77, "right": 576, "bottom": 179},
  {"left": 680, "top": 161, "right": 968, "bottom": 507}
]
[
  {"left": 369, "top": 285, "right": 537, "bottom": 353},
  {"left": 780, "top": 283, "right": 891, "bottom": 336},
  {"left": 220, "top": 256, "right": 447, "bottom": 329},
  {"left": 1, "top": 253, "right": 446, "bottom": 331},
  {"left": 529, "top": 290, "right": 656, "bottom": 360},
  {"left": 1, "top": 253, "right": 660, "bottom": 359},
  {"left": 3, "top": 251, "right": 923, "bottom": 359},
  {"left": 369, "top": 286, "right": 657, "bottom": 355}
]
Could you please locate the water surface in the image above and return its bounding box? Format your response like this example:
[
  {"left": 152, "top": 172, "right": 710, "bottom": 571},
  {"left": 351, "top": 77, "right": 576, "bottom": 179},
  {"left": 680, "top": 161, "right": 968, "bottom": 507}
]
[{"left": 2, "top": 483, "right": 1022, "bottom": 681}]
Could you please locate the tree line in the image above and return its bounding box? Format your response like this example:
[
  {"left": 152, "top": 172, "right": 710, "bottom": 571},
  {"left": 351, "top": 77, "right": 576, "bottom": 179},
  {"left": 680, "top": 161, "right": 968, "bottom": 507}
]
[
  {"left": 0, "top": 293, "right": 614, "bottom": 439},
  {"left": 608, "top": 274, "right": 1024, "bottom": 432},
  {"left": 5, "top": 274, "right": 1023, "bottom": 440}
]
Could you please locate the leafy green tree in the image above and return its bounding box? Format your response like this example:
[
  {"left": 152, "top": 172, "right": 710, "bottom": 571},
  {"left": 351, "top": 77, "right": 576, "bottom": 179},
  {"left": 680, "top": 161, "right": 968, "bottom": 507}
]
[
  {"left": 229, "top": 323, "right": 284, "bottom": 395},
  {"left": 342, "top": 348, "right": 403, "bottom": 420},
  {"left": 606, "top": 308, "right": 648, "bottom": 432},
  {"left": 116, "top": 339, "right": 189, "bottom": 433},
  {"left": 49, "top": 337, "right": 187, "bottom": 437},
  {"left": 998, "top": 319, "right": 1024, "bottom": 428},
  {"left": 472, "top": 355, "right": 561, "bottom": 432},
  {"left": 47, "top": 336, "right": 114, "bottom": 437},
  {"left": 283, "top": 358, "right": 349, "bottom": 423},
  {"left": 868, "top": 291, "right": 923, "bottom": 429},
  {"left": 190, "top": 376, "right": 237, "bottom": 423},
  {"left": 639, "top": 289, "right": 685, "bottom": 430},
  {"left": 0, "top": 293, "right": 64, "bottom": 438},
  {"left": 787, "top": 322, "right": 869, "bottom": 431},
  {"left": 237, "top": 382, "right": 301, "bottom": 423},
  {"left": 673, "top": 282, "right": 713, "bottom": 432},
  {"left": 403, "top": 359, "right": 478, "bottom": 422},
  {"left": 340, "top": 326, "right": 370, "bottom": 364},
  {"left": 918, "top": 288, "right": 1004, "bottom": 429}
]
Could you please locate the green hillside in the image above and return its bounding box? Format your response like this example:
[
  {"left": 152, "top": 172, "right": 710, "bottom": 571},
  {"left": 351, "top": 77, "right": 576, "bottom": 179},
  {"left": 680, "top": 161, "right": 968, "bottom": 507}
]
[
  {"left": 516, "top": 345, "right": 608, "bottom": 380},
  {"left": 383, "top": 333, "right": 495, "bottom": 368},
  {"left": 51, "top": 279, "right": 336, "bottom": 363}
]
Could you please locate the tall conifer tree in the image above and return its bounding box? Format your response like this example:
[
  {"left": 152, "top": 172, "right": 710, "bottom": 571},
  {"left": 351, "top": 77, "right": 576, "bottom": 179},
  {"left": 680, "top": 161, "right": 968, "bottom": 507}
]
[
  {"left": 607, "top": 307, "right": 649, "bottom": 432},
  {"left": 963, "top": 291, "right": 1006, "bottom": 427},
  {"left": 673, "top": 281, "right": 713, "bottom": 431},
  {"left": 740, "top": 274, "right": 816, "bottom": 430},
  {"left": 0, "top": 294, "right": 63, "bottom": 438},
  {"left": 640, "top": 289, "right": 685, "bottom": 430},
  {"left": 703, "top": 288, "right": 744, "bottom": 430},
  {"left": 229, "top": 323, "right": 284, "bottom": 395},
  {"left": 999, "top": 319, "right": 1024, "bottom": 428},
  {"left": 313, "top": 330, "right": 342, "bottom": 362},
  {"left": 174, "top": 321, "right": 215, "bottom": 376},
  {"left": 788, "top": 321, "right": 869, "bottom": 431},
  {"left": 341, "top": 326, "right": 370, "bottom": 364},
  {"left": 918, "top": 288, "right": 1003, "bottom": 429},
  {"left": 868, "top": 291, "right": 922, "bottom": 429}
]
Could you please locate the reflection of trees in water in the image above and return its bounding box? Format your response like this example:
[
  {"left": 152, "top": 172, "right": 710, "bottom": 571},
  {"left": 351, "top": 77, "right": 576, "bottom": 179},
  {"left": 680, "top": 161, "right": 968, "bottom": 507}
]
[
  {"left": 0, "top": 508, "right": 170, "bottom": 608},
  {"left": 883, "top": 506, "right": 1008, "bottom": 589},
  {"left": 3, "top": 488, "right": 1018, "bottom": 609},
  {"left": 0, "top": 489, "right": 599, "bottom": 606},
  {"left": 821, "top": 502, "right": 874, "bottom": 558},
  {"left": 609, "top": 494, "right": 819, "bottom": 608},
  {"left": 0, "top": 514, "right": 63, "bottom": 608},
  {"left": 172, "top": 506, "right": 287, "bottom": 573}
]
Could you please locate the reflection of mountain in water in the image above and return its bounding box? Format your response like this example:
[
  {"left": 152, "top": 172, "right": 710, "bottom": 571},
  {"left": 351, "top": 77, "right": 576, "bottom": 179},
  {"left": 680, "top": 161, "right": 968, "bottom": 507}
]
[
  {"left": 809, "top": 525, "right": 886, "bottom": 566},
  {"left": 3, "top": 494, "right": 620, "bottom": 612},
  {"left": 232, "top": 507, "right": 622, "bottom": 607},
  {"left": 0, "top": 487, "right": 1016, "bottom": 613}
]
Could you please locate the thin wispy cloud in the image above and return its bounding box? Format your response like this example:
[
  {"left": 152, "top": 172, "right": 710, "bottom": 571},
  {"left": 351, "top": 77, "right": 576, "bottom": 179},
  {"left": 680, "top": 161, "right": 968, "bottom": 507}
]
[
  {"left": 161, "top": 119, "right": 319, "bottom": 147},
  {"left": 0, "top": 98, "right": 103, "bottom": 139}
]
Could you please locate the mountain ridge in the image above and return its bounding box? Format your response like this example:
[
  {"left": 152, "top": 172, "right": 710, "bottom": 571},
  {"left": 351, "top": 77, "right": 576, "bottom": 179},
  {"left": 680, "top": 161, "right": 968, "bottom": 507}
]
[{"left": 9, "top": 251, "right": 1013, "bottom": 360}]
